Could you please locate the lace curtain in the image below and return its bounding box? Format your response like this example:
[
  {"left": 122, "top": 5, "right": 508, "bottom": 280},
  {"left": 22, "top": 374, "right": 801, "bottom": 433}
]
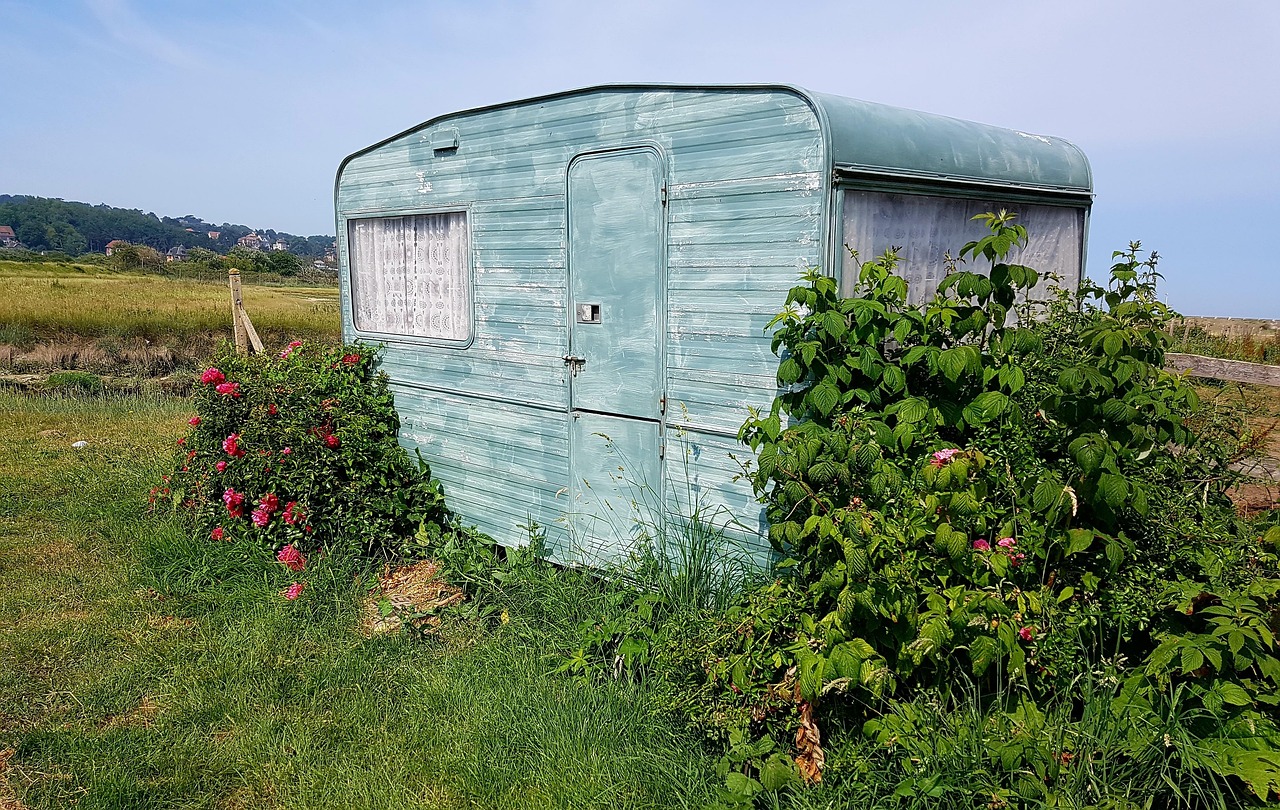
[
  {"left": 840, "top": 190, "right": 1085, "bottom": 305},
  {"left": 347, "top": 212, "right": 471, "bottom": 340}
]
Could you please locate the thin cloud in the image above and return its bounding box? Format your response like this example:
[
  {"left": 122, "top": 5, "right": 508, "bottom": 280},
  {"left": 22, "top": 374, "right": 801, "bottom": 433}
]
[{"left": 83, "top": 0, "right": 205, "bottom": 71}]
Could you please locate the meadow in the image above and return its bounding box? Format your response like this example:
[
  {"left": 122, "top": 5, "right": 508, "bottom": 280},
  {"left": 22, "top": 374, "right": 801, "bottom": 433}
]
[
  {"left": 0, "top": 390, "right": 722, "bottom": 809},
  {"left": 0, "top": 261, "right": 339, "bottom": 374}
]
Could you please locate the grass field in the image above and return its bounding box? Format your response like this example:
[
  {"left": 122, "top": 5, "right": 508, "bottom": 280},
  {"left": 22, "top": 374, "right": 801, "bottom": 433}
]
[
  {"left": 0, "top": 391, "right": 721, "bottom": 809},
  {"left": 0, "top": 262, "right": 340, "bottom": 373}
]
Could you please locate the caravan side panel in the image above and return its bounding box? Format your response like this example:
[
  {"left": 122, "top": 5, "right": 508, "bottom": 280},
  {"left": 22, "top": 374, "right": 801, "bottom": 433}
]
[{"left": 336, "top": 88, "right": 826, "bottom": 556}]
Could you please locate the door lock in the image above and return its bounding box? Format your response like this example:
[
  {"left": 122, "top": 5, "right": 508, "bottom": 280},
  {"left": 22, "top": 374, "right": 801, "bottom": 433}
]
[{"left": 563, "top": 354, "right": 586, "bottom": 377}]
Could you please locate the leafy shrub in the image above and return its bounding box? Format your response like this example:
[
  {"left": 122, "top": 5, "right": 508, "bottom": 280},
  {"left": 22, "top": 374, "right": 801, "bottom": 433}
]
[
  {"left": 717, "top": 214, "right": 1280, "bottom": 804},
  {"left": 159, "top": 341, "right": 449, "bottom": 557}
]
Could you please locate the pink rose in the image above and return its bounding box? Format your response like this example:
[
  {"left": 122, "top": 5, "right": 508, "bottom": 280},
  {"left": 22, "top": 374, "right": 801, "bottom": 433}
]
[
  {"left": 215, "top": 381, "right": 241, "bottom": 398},
  {"left": 282, "top": 582, "right": 306, "bottom": 600},
  {"left": 222, "top": 488, "right": 246, "bottom": 518},
  {"left": 188, "top": 416, "right": 201, "bottom": 426},
  {"left": 222, "top": 434, "right": 245, "bottom": 458},
  {"left": 282, "top": 501, "right": 301, "bottom": 525},
  {"left": 215, "top": 460, "right": 227, "bottom": 472},
  {"left": 281, "top": 447, "right": 291, "bottom": 456},
  {"left": 1019, "top": 626, "right": 1034, "bottom": 642},
  {"left": 325, "top": 434, "right": 340, "bottom": 449},
  {"left": 972, "top": 539, "right": 991, "bottom": 552},
  {"left": 211, "top": 526, "right": 223, "bottom": 541},
  {"left": 277, "top": 545, "right": 306, "bottom": 572},
  {"left": 930, "top": 448, "right": 961, "bottom": 468},
  {"left": 996, "top": 537, "right": 1016, "bottom": 548},
  {"left": 201, "top": 368, "right": 225, "bottom": 385},
  {"left": 279, "top": 340, "right": 303, "bottom": 360}
]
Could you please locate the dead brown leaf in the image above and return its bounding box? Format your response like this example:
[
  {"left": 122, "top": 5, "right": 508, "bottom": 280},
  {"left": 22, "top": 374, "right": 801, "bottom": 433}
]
[{"left": 794, "top": 700, "right": 825, "bottom": 785}]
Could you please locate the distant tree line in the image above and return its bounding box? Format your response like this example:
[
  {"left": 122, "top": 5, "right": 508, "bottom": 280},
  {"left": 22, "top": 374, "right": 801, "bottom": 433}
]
[{"left": 0, "top": 195, "right": 334, "bottom": 258}]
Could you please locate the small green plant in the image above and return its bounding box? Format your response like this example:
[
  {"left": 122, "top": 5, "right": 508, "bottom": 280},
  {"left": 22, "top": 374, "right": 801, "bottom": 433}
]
[
  {"left": 158, "top": 341, "right": 450, "bottom": 558},
  {"left": 44, "top": 370, "right": 103, "bottom": 395}
]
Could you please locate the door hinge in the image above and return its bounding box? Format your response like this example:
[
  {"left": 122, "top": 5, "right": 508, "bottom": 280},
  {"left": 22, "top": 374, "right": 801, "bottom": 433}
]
[
  {"left": 660, "top": 185, "right": 668, "bottom": 206},
  {"left": 659, "top": 395, "right": 666, "bottom": 415}
]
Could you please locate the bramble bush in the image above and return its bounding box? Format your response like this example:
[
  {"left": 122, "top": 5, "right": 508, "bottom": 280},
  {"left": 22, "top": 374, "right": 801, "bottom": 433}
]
[
  {"left": 543, "top": 213, "right": 1280, "bottom": 808},
  {"left": 721, "top": 214, "right": 1280, "bottom": 806},
  {"left": 158, "top": 341, "right": 450, "bottom": 560}
]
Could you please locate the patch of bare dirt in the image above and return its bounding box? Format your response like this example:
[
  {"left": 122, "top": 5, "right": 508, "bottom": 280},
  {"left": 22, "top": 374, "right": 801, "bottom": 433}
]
[
  {"left": 145, "top": 615, "right": 194, "bottom": 631},
  {"left": 98, "top": 696, "right": 162, "bottom": 731},
  {"left": 0, "top": 747, "right": 28, "bottom": 810},
  {"left": 358, "top": 560, "right": 464, "bottom": 637}
]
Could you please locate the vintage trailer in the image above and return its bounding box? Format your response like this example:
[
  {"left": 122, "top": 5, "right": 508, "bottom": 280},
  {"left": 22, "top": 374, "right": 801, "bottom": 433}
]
[{"left": 334, "top": 84, "right": 1092, "bottom": 565}]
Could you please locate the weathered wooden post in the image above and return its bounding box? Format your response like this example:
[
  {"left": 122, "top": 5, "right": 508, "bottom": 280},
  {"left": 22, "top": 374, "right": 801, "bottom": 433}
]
[{"left": 228, "top": 267, "right": 247, "bottom": 355}]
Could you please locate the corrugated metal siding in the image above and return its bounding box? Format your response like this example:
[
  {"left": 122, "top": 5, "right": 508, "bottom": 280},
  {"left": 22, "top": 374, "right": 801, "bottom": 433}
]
[{"left": 337, "top": 88, "right": 824, "bottom": 553}]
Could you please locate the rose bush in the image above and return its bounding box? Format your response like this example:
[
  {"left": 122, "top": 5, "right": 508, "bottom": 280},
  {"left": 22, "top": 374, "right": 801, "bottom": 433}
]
[{"left": 159, "top": 341, "right": 450, "bottom": 558}]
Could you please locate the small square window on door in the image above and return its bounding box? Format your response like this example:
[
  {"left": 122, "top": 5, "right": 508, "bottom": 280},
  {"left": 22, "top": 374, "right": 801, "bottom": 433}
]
[{"left": 576, "top": 303, "right": 602, "bottom": 323}]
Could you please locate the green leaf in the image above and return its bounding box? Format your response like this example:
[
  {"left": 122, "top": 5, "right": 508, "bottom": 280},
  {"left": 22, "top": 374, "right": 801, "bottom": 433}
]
[
  {"left": 759, "top": 753, "right": 800, "bottom": 791},
  {"left": 777, "top": 357, "right": 801, "bottom": 385},
  {"left": 1102, "top": 332, "right": 1123, "bottom": 357},
  {"left": 1032, "top": 478, "right": 1062, "bottom": 512},
  {"left": 999, "top": 364, "right": 1026, "bottom": 394},
  {"left": 971, "top": 635, "right": 999, "bottom": 675},
  {"left": 725, "top": 772, "right": 762, "bottom": 799},
  {"left": 1181, "top": 647, "right": 1205, "bottom": 674},
  {"left": 808, "top": 379, "right": 840, "bottom": 417},
  {"left": 1264, "top": 527, "right": 1280, "bottom": 548},
  {"left": 1070, "top": 435, "right": 1107, "bottom": 474},
  {"left": 829, "top": 641, "right": 866, "bottom": 679},
  {"left": 1065, "top": 529, "right": 1094, "bottom": 556},
  {"left": 939, "top": 348, "right": 968, "bottom": 382},
  {"left": 1105, "top": 540, "right": 1125, "bottom": 571},
  {"left": 880, "top": 364, "right": 906, "bottom": 393},
  {"left": 969, "top": 391, "right": 1009, "bottom": 422},
  {"left": 896, "top": 397, "right": 928, "bottom": 424}
]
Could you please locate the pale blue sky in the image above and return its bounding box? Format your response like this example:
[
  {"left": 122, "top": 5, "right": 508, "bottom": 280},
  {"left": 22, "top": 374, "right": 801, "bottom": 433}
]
[{"left": 2, "top": 0, "right": 1277, "bottom": 316}]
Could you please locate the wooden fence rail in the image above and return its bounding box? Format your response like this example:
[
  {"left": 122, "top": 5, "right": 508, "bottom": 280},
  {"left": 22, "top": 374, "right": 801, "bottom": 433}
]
[{"left": 1166, "top": 353, "right": 1280, "bottom": 387}]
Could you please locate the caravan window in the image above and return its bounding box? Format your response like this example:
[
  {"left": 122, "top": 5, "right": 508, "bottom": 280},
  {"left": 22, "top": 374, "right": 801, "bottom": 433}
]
[
  {"left": 347, "top": 212, "right": 472, "bottom": 341},
  {"left": 839, "top": 190, "right": 1085, "bottom": 305}
]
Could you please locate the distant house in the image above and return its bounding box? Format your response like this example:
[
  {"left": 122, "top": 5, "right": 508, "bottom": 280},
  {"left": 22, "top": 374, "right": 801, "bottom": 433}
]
[
  {"left": 272, "top": 239, "right": 288, "bottom": 251},
  {"left": 166, "top": 246, "right": 188, "bottom": 263},
  {"left": 0, "top": 225, "right": 18, "bottom": 248},
  {"left": 207, "top": 231, "right": 221, "bottom": 240},
  {"left": 105, "top": 239, "right": 128, "bottom": 256},
  {"left": 237, "top": 233, "right": 264, "bottom": 251}
]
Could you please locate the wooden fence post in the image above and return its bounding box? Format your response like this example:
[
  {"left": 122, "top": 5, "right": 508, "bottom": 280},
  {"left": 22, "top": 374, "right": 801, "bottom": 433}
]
[{"left": 228, "top": 268, "right": 247, "bottom": 355}]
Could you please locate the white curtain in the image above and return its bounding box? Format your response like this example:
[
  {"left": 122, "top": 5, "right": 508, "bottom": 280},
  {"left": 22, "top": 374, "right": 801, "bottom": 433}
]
[
  {"left": 840, "top": 190, "right": 1084, "bottom": 305},
  {"left": 348, "top": 212, "right": 471, "bottom": 340}
]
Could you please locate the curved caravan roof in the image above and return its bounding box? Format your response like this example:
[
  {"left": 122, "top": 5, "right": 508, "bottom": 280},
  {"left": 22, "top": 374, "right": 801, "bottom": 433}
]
[
  {"left": 338, "top": 83, "right": 1092, "bottom": 201},
  {"left": 807, "top": 90, "right": 1091, "bottom": 196}
]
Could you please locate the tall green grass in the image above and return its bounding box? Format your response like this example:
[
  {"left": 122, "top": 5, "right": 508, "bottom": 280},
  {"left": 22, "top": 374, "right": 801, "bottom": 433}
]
[{"left": 0, "top": 391, "right": 722, "bottom": 809}]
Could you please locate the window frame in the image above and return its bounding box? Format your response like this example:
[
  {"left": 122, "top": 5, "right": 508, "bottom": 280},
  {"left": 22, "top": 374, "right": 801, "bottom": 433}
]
[
  {"left": 834, "top": 182, "right": 1089, "bottom": 305},
  {"left": 341, "top": 206, "right": 476, "bottom": 349}
]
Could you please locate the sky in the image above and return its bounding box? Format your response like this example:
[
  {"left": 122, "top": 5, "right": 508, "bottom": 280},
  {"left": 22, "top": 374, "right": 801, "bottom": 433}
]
[{"left": 1, "top": 0, "right": 1277, "bottom": 317}]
